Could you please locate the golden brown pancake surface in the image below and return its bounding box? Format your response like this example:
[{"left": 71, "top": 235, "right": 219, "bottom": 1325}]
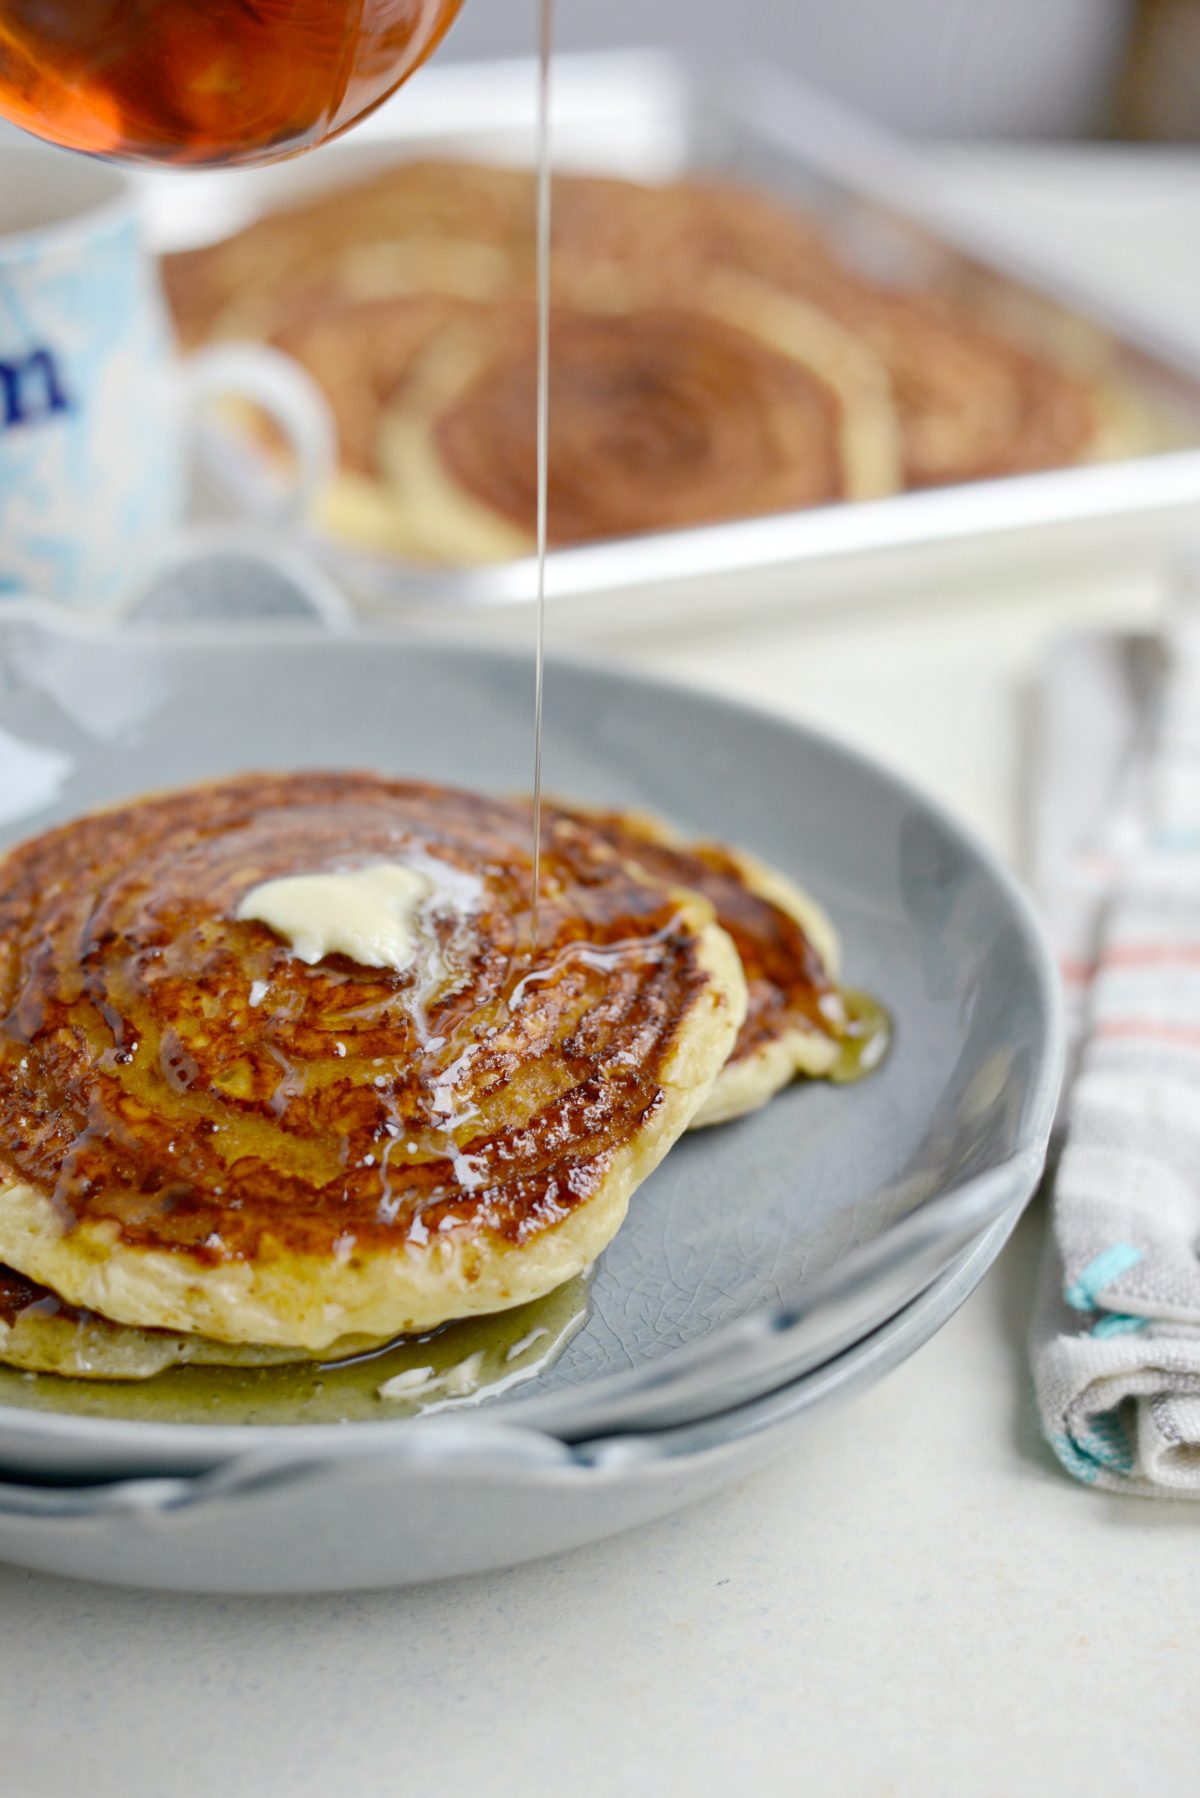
[
  {"left": 550, "top": 807, "right": 870, "bottom": 1127},
  {"left": 0, "top": 774, "right": 745, "bottom": 1345},
  {"left": 562, "top": 809, "right": 844, "bottom": 1064},
  {"left": 430, "top": 305, "right": 847, "bottom": 546},
  {"left": 163, "top": 158, "right": 537, "bottom": 346}
]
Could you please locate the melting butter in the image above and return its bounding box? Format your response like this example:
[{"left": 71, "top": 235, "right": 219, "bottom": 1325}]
[{"left": 237, "top": 863, "right": 431, "bottom": 972}]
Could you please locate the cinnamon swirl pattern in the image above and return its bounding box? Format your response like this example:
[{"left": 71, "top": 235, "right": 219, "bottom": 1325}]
[
  {"left": 0, "top": 774, "right": 746, "bottom": 1360},
  {"left": 384, "top": 303, "right": 888, "bottom": 561},
  {"left": 163, "top": 158, "right": 1125, "bottom": 561}
]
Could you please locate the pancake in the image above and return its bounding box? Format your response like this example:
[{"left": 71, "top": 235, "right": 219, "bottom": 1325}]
[
  {"left": 774, "top": 269, "right": 1100, "bottom": 487},
  {"left": 550, "top": 177, "right": 1103, "bottom": 485},
  {"left": 552, "top": 807, "right": 860, "bottom": 1128},
  {"left": 0, "top": 773, "right": 745, "bottom": 1352},
  {"left": 269, "top": 293, "right": 479, "bottom": 558},
  {"left": 163, "top": 156, "right": 1120, "bottom": 557},
  {"left": 570, "top": 181, "right": 1102, "bottom": 487},
  {"left": 371, "top": 298, "right": 896, "bottom": 561},
  {"left": 0, "top": 1262, "right": 315, "bottom": 1378},
  {"left": 270, "top": 280, "right": 898, "bottom": 559},
  {"left": 163, "top": 157, "right": 537, "bottom": 347}
]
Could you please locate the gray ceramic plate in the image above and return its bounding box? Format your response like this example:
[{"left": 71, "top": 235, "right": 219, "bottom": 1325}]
[
  {"left": 0, "top": 1204, "right": 1022, "bottom": 1593},
  {"left": 0, "top": 592, "right": 1061, "bottom": 1486}
]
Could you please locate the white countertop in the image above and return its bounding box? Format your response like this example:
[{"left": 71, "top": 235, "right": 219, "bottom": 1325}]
[{"left": 2, "top": 146, "right": 1199, "bottom": 1798}]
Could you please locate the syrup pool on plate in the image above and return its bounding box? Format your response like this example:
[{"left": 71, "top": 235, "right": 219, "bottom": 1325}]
[{"left": 0, "top": 1275, "right": 591, "bottom": 1426}]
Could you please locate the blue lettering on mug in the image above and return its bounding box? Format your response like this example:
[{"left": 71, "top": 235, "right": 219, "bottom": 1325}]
[{"left": 1, "top": 348, "right": 72, "bottom": 431}]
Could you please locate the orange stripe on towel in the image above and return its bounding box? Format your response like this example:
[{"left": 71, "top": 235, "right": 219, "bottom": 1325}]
[
  {"left": 1060, "top": 958, "right": 1095, "bottom": 988},
  {"left": 1105, "top": 943, "right": 1200, "bottom": 969},
  {"left": 1061, "top": 944, "right": 1200, "bottom": 988},
  {"left": 1095, "top": 1019, "right": 1200, "bottom": 1049}
]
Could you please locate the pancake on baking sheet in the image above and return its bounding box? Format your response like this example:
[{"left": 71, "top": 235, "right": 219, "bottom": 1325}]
[
  {"left": 162, "top": 155, "right": 1131, "bottom": 561},
  {"left": 546, "top": 173, "right": 1109, "bottom": 487},
  {"left": 273, "top": 287, "right": 898, "bottom": 560},
  {"left": 269, "top": 293, "right": 480, "bottom": 558},
  {"left": 547, "top": 182, "right": 1106, "bottom": 491},
  {"left": 0, "top": 773, "right": 746, "bottom": 1359},
  {"left": 763, "top": 266, "right": 1102, "bottom": 489},
  {"left": 163, "top": 158, "right": 539, "bottom": 347},
  {"left": 364, "top": 298, "right": 895, "bottom": 561},
  {"left": 549, "top": 805, "right": 885, "bottom": 1129}
]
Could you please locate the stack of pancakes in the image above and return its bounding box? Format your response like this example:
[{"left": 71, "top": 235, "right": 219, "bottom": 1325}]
[
  {"left": 164, "top": 159, "right": 1132, "bottom": 561},
  {"left": 0, "top": 773, "right": 867, "bottom": 1383}
]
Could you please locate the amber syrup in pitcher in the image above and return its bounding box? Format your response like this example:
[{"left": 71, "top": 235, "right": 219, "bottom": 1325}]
[{"left": 0, "top": 0, "right": 464, "bottom": 167}]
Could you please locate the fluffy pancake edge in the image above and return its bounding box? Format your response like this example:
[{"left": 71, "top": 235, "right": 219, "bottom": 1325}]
[
  {"left": 0, "top": 1307, "right": 309, "bottom": 1380},
  {"left": 649, "top": 838, "right": 846, "bottom": 1129}
]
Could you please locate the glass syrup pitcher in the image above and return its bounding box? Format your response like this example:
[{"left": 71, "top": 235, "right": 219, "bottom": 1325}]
[{"left": 0, "top": 0, "right": 465, "bottom": 168}]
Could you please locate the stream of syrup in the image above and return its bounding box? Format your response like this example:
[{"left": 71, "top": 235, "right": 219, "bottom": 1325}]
[{"left": 529, "top": 0, "right": 554, "bottom": 948}]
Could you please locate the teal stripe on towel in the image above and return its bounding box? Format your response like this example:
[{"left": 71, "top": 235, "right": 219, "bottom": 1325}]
[
  {"left": 1076, "top": 1409, "right": 1135, "bottom": 1474},
  {"left": 1051, "top": 1411, "right": 1135, "bottom": 1484},
  {"left": 1092, "top": 1313, "right": 1148, "bottom": 1339},
  {"left": 1064, "top": 1243, "right": 1142, "bottom": 1312},
  {"left": 1052, "top": 1434, "right": 1100, "bottom": 1485}
]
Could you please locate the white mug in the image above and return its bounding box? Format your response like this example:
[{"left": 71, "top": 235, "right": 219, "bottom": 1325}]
[{"left": 0, "top": 144, "right": 332, "bottom": 608}]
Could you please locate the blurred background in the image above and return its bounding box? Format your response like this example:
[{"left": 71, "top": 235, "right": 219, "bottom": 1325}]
[
  {"left": 0, "top": 1, "right": 1195, "bottom": 150},
  {"left": 445, "top": 0, "right": 1199, "bottom": 142}
]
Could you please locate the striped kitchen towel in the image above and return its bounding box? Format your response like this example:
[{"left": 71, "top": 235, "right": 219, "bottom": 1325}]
[{"left": 1031, "top": 603, "right": 1200, "bottom": 1495}]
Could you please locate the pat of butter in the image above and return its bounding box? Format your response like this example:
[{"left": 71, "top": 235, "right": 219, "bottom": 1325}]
[{"left": 237, "top": 863, "right": 431, "bottom": 973}]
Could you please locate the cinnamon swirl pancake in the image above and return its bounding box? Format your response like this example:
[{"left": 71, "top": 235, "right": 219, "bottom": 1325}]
[
  {"left": 365, "top": 299, "right": 893, "bottom": 560},
  {"left": 564, "top": 805, "right": 852, "bottom": 1114},
  {"left": 163, "top": 155, "right": 1126, "bottom": 560},
  {"left": 163, "top": 158, "right": 537, "bottom": 347},
  {"left": 270, "top": 293, "right": 478, "bottom": 557},
  {"left": 554, "top": 807, "right": 863, "bottom": 1128},
  {"left": 765, "top": 267, "right": 1101, "bottom": 489},
  {"left": 0, "top": 773, "right": 746, "bottom": 1355}
]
